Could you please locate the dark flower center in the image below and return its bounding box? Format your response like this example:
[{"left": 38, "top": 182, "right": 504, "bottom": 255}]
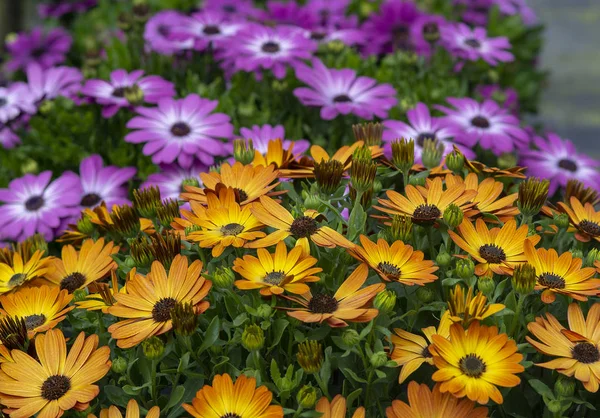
[
  {"left": 478, "top": 244, "right": 506, "bottom": 264},
  {"left": 60, "top": 272, "right": 87, "bottom": 293},
  {"left": 223, "top": 5, "right": 236, "bottom": 13},
  {"left": 538, "top": 272, "right": 566, "bottom": 289},
  {"left": 171, "top": 122, "right": 191, "bottom": 137},
  {"left": 308, "top": 293, "right": 338, "bottom": 314},
  {"left": 290, "top": 216, "right": 319, "bottom": 238},
  {"left": 333, "top": 94, "right": 352, "bottom": 103},
  {"left": 392, "top": 24, "right": 411, "bottom": 48},
  {"left": 471, "top": 116, "right": 490, "bottom": 129},
  {"left": 157, "top": 25, "right": 171, "bottom": 37},
  {"left": 412, "top": 204, "right": 441, "bottom": 225},
  {"left": 152, "top": 297, "right": 178, "bottom": 322},
  {"left": 262, "top": 41, "right": 280, "bottom": 53},
  {"left": 377, "top": 262, "right": 401, "bottom": 279},
  {"left": 203, "top": 25, "right": 221, "bottom": 35},
  {"left": 579, "top": 220, "right": 600, "bottom": 236},
  {"left": 459, "top": 354, "right": 486, "bottom": 377},
  {"left": 572, "top": 342, "right": 600, "bottom": 364},
  {"left": 416, "top": 132, "right": 437, "bottom": 147},
  {"left": 24, "top": 314, "right": 47, "bottom": 330},
  {"left": 222, "top": 414, "right": 242, "bottom": 418},
  {"left": 421, "top": 345, "right": 433, "bottom": 358},
  {"left": 220, "top": 223, "right": 245, "bottom": 236},
  {"left": 264, "top": 271, "right": 285, "bottom": 285},
  {"left": 80, "top": 193, "right": 102, "bottom": 207},
  {"left": 25, "top": 195, "right": 45, "bottom": 211},
  {"left": 558, "top": 159, "right": 578, "bottom": 172},
  {"left": 8, "top": 273, "right": 27, "bottom": 287},
  {"left": 464, "top": 38, "right": 481, "bottom": 48},
  {"left": 310, "top": 31, "right": 326, "bottom": 41},
  {"left": 41, "top": 375, "right": 71, "bottom": 400},
  {"left": 423, "top": 22, "right": 440, "bottom": 42},
  {"left": 0, "top": 97, "right": 7, "bottom": 107},
  {"left": 112, "top": 87, "right": 126, "bottom": 98},
  {"left": 234, "top": 188, "right": 248, "bottom": 203},
  {"left": 32, "top": 47, "right": 46, "bottom": 58}
]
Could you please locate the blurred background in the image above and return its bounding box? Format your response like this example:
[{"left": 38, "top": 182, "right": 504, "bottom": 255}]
[{"left": 1, "top": 0, "right": 599, "bottom": 155}]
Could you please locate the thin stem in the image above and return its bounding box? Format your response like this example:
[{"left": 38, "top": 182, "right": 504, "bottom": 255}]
[
  {"left": 509, "top": 294, "right": 527, "bottom": 338},
  {"left": 150, "top": 359, "right": 158, "bottom": 405}
]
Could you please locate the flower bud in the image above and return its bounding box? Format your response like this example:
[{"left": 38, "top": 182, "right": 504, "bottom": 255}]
[
  {"left": 156, "top": 199, "right": 180, "bottom": 227},
  {"left": 353, "top": 122, "right": 383, "bottom": 146},
  {"left": 72, "top": 289, "right": 88, "bottom": 303},
  {"left": 256, "top": 304, "right": 273, "bottom": 319},
  {"left": 525, "top": 313, "right": 536, "bottom": 324},
  {"left": 497, "top": 153, "right": 518, "bottom": 170},
  {"left": 124, "top": 84, "right": 145, "bottom": 106},
  {"left": 142, "top": 336, "right": 165, "bottom": 360},
  {"left": 416, "top": 286, "right": 435, "bottom": 303},
  {"left": 77, "top": 215, "right": 95, "bottom": 235},
  {"left": 296, "top": 340, "right": 323, "bottom": 374},
  {"left": 554, "top": 375, "right": 576, "bottom": 398},
  {"left": 436, "top": 251, "right": 452, "bottom": 267},
  {"left": 369, "top": 351, "right": 388, "bottom": 368},
  {"left": 373, "top": 179, "right": 383, "bottom": 194},
  {"left": 296, "top": 385, "right": 318, "bottom": 409},
  {"left": 565, "top": 179, "right": 599, "bottom": 206},
  {"left": 511, "top": 263, "right": 536, "bottom": 295},
  {"left": 212, "top": 267, "right": 235, "bottom": 289},
  {"left": 455, "top": 258, "right": 475, "bottom": 280},
  {"left": 443, "top": 204, "right": 464, "bottom": 229},
  {"left": 373, "top": 290, "right": 396, "bottom": 314},
  {"left": 39, "top": 100, "right": 55, "bottom": 115},
  {"left": 553, "top": 213, "right": 569, "bottom": 230},
  {"left": 171, "top": 302, "right": 198, "bottom": 336},
  {"left": 389, "top": 215, "right": 413, "bottom": 243},
  {"left": 571, "top": 249, "right": 583, "bottom": 260},
  {"left": 341, "top": 329, "right": 361, "bottom": 346},
  {"left": 477, "top": 275, "right": 495, "bottom": 295},
  {"left": 546, "top": 399, "right": 562, "bottom": 414},
  {"left": 242, "top": 324, "right": 265, "bottom": 351},
  {"left": 111, "top": 357, "right": 128, "bottom": 374},
  {"left": 445, "top": 150, "right": 465, "bottom": 173},
  {"left": 391, "top": 138, "right": 414, "bottom": 174},
  {"left": 20, "top": 158, "right": 39, "bottom": 175},
  {"left": 421, "top": 139, "right": 444, "bottom": 169},
  {"left": 132, "top": 0, "right": 150, "bottom": 23},
  {"left": 585, "top": 248, "right": 600, "bottom": 267},
  {"left": 350, "top": 159, "right": 377, "bottom": 194},
  {"left": 518, "top": 178, "right": 549, "bottom": 218},
  {"left": 304, "top": 194, "right": 321, "bottom": 210},
  {"left": 314, "top": 159, "right": 344, "bottom": 195},
  {"left": 181, "top": 177, "right": 200, "bottom": 189},
  {"left": 408, "top": 175, "right": 426, "bottom": 187},
  {"left": 110, "top": 205, "right": 141, "bottom": 238},
  {"left": 233, "top": 139, "right": 255, "bottom": 165}
]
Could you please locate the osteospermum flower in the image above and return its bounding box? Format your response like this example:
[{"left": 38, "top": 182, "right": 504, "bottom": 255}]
[
  {"left": 383, "top": 103, "right": 475, "bottom": 163},
  {"left": 75, "top": 154, "right": 136, "bottom": 210},
  {"left": 238, "top": 124, "right": 310, "bottom": 156},
  {"left": 141, "top": 161, "right": 208, "bottom": 209},
  {"left": 315, "top": 395, "right": 365, "bottom": 418},
  {"left": 0, "top": 250, "right": 50, "bottom": 294},
  {"left": 96, "top": 399, "right": 159, "bottom": 418},
  {"left": 4, "top": 27, "right": 72, "bottom": 72},
  {"left": 523, "top": 240, "right": 600, "bottom": 303},
  {"left": 218, "top": 24, "right": 317, "bottom": 79},
  {"left": 0, "top": 329, "right": 111, "bottom": 417},
  {"left": 391, "top": 311, "right": 452, "bottom": 383},
  {"left": 0, "top": 83, "right": 36, "bottom": 124},
  {"left": 248, "top": 195, "right": 354, "bottom": 254},
  {"left": 144, "top": 10, "right": 194, "bottom": 55},
  {"left": 0, "top": 124, "right": 20, "bottom": 149},
  {"left": 437, "top": 97, "right": 529, "bottom": 155},
  {"left": 299, "top": 17, "right": 364, "bottom": 47},
  {"left": 284, "top": 263, "right": 385, "bottom": 327},
  {"left": 558, "top": 197, "right": 600, "bottom": 243},
  {"left": 264, "top": 0, "right": 318, "bottom": 28},
  {"left": 430, "top": 322, "right": 524, "bottom": 404},
  {"left": 233, "top": 241, "right": 322, "bottom": 296},
  {"left": 386, "top": 381, "right": 489, "bottom": 418},
  {"left": 25, "top": 63, "right": 82, "bottom": 103},
  {"left": 520, "top": 132, "right": 600, "bottom": 196},
  {"left": 108, "top": 255, "right": 211, "bottom": 348},
  {"left": 449, "top": 219, "right": 540, "bottom": 276},
  {"left": 44, "top": 238, "right": 118, "bottom": 293},
  {"left": 173, "top": 10, "right": 245, "bottom": 52},
  {"left": 527, "top": 303, "right": 600, "bottom": 393},
  {"left": 350, "top": 235, "right": 438, "bottom": 284},
  {"left": 410, "top": 14, "right": 449, "bottom": 57},
  {"left": 183, "top": 373, "right": 283, "bottom": 418},
  {"left": 38, "top": 0, "right": 97, "bottom": 19},
  {"left": 361, "top": 0, "right": 422, "bottom": 54},
  {"left": 75, "top": 269, "right": 125, "bottom": 313},
  {"left": 376, "top": 176, "right": 477, "bottom": 225},
  {"left": 82, "top": 69, "right": 175, "bottom": 118},
  {"left": 441, "top": 23, "right": 513, "bottom": 66},
  {"left": 0, "top": 285, "right": 74, "bottom": 336},
  {"left": 494, "top": 0, "right": 537, "bottom": 25},
  {"left": 125, "top": 94, "right": 233, "bottom": 167},
  {"left": 293, "top": 58, "right": 397, "bottom": 120},
  {"left": 447, "top": 286, "right": 505, "bottom": 327},
  {"left": 0, "top": 171, "right": 81, "bottom": 241},
  {"left": 204, "top": 0, "right": 264, "bottom": 18}
]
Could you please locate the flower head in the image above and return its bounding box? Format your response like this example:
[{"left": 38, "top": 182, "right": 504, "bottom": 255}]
[
  {"left": 315, "top": 395, "right": 365, "bottom": 418},
  {"left": 172, "top": 10, "right": 245, "bottom": 52},
  {"left": 141, "top": 162, "right": 208, "bottom": 210},
  {"left": 410, "top": 14, "right": 449, "bottom": 57},
  {"left": 144, "top": 11, "right": 194, "bottom": 55},
  {"left": 0, "top": 250, "right": 51, "bottom": 294},
  {"left": 25, "top": 63, "right": 82, "bottom": 102},
  {"left": 0, "top": 83, "right": 36, "bottom": 124},
  {"left": 37, "top": 0, "right": 97, "bottom": 19},
  {"left": 5, "top": 27, "right": 72, "bottom": 72},
  {"left": 238, "top": 124, "right": 310, "bottom": 156},
  {"left": 447, "top": 285, "right": 505, "bottom": 327},
  {"left": 441, "top": 23, "right": 513, "bottom": 65},
  {"left": 558, "top": 196, "right": 600, "bottom": 243}
]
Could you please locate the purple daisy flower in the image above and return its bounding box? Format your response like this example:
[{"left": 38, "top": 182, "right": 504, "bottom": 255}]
[
  {"left": 477, "top": 84, "right": 519, "bottom": 116},
  {"left": 293, "top": 58, "right": 397, "bottom": 120},
  {"left": 361, "top": 0, "right": 422, "bottom": 55},
  {"left": 0, "top": 171, "right": 81, "bottom": 241},
  {"left": 125, "top": 94, "right": 234, "bottom": 168},
  {"left": 26, "top": 63, "right": 82, "bottom": 102},
  {"left": 264, "top": 1, "right": 318, "bottom": 28},
  {"left": 0, "top": 124, "right": 20, "bottom": 149},
  {"left": 172, "top": 10, "right": 245, "bottom": 52},
  {"left": 38, "top": 0, "right": 97, "bottom": 18},
  {"left": 141, "top": 161, "right": 208, "bottom": 209},
  {"left": 383, "top": 102, "right": 476, "bottom": 163},
  {"left": 410, "top": 14, "right": 448, "bottom": 57},
  {"left": 218, "top": 24, "right": 317, "bottom": 79},
  {"left": 436, "top": 97, "right": 529, "bottom": 155},
  {"left": 454, "top": 0, "right": 493, "bottom": 26},
  {"left": 239, "top": 124, "right": 310, "bottom": 155},
  {"left": 76, "top": 154, "right": 136, "bottom": 209},
  {"left": 299, "top": 15, "right": 363, "bottom": 47},
  {"left": 5, "top": 28, "right": 72, "bottom": 73},
  {"left": 203, "top": 0, "right": 264, "bottom": 19},
  {"left": 144, "top": 11, "right": 195, "bottom": 55},
  {"left": 521, "top": 133, "right": 600, "bottom": 195},
  {"left": 441, "top": 23, "right": 513, "bottom": 66},
  {"left": 493, "top": 0, "right": 537, "bottom": 25},
  {"left": 82, "top": 69, "right": 175, "bottom": 118},
  {"left": 307, "top": 0, "right": 351, "bottom": 25},
  {"left": 0, "top": 83, "right": 37, "bottom": 124}
]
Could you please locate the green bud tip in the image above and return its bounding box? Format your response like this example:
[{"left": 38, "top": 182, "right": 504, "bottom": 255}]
[
  {"left": 296, "top": 385, "right": 319, "bottom": 409},
  {"left": 373, "top": 290, "right": 397, "bottom": 313},
  {"left": 443, "top": 204, "right": 464, "bottom": 229},
  {"left": 142, "top": 336, "right": 165, "bottom": 360},
  {"left": 242, "top": 324, "right": 265, "bottom": 351}
]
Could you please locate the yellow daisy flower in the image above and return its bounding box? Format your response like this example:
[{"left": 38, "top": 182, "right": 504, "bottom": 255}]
[
  {"left": 96, "top": 399, "right": 160, "bottom": 418},
  {"left": 0, "top": 250, "right": 51, "bottom": 294},
  {"left": 252, "top": 138, "right": 296, "bottom": 169},
  {"left": 558, "top": 196, "right": 600, "bottom": 243},
  {"left": 447, "top": 285, "right": 505, "bottom": 328}
]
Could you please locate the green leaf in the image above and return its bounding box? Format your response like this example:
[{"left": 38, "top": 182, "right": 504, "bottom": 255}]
[
  {"left": 166, "top": 378, "right": 204, "bottom": 418},
  {"left": 342, "top": 368, "right": 368, "bottom": 384},
  {"left": 269, "top": 319, "right": 289, "bottom": 349},
  {"left": 104, "top": 385, "right": 128, "bottom": 407},
  {"left": 347, "top": 202, "right": 367, "bottom": 240},
  {"left": 528, "top": 379, "right": 555, "bottom": 400},
  {"left": 198, "top": 316, "right": 220, "bottom": 354},
  {"left": 270, "top": 359, "right": 282, "bottom": 383},
  {"left": 164, "top": 386, "right": 185, "bottom": 411},
  {"left": 346, "top": 388, "right": 363, "bottom": 408}
]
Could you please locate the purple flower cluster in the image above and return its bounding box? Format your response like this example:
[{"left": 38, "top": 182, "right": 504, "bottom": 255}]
[
  {"left": 38, "top": 0, "right": 97, "bottom": 19},
  {"left": 4, "top": 28, "right": 72, "bottom": 73}
]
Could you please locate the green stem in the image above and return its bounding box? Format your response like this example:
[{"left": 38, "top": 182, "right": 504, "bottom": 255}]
[
  {"left": 509, "top": 294, "right": 527, "bottom": 338},
  {"left": 150, "top": 359, "right": 158, "bottom": 405},
  {"left": 96, "top": 312, "right": 106, "bottom": 345},
  {"left": 364, "top": 369, "right": 375, "bottom": 409},
  {"left": 426, "top": 226, "right": 437, "bottom": 259}
]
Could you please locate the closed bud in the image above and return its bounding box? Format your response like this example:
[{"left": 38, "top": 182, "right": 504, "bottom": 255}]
[
  {"left": 477, "top": 275, "right": 495, "bottom": 295},
  {"left": 553, "top": 213, "right": 570, "bottom": 230},
  {"left": 546, "top": 399, "right": 562, "bottom": 414},
  {"left": 350, "top": 160, "right": 377, "bottom": 194},
  {"left": 373, "top": 179, "right": 383, "bottom": 194},
  {"left": 296, "top": 385, "right": 318, "bottom": 409},
  {"left": 142, "top": 336, "right": 165, "bottom": 360},
  {"left": 512, "top": 263, "right": 536, "bottom": 295},
  {"left": 525, "top": 313, "right": 536, "bottom": 323},
  {"left": 117, "top": 12, "right": 133, "bottom": 31},
  {"left": 326, "top": 39, "right": 345, "bottom": 52},
  {"left": 130, "top": 237, "right": 154, "bottom": 268},
  {"left": 423, "top": 21, "right": 441, "bottom": 43},
  {"left": 455, "top": 258, "right": 475, "bottom": 280},
  {"left": 554, "top": 375, "right": 576, "bottom": 398},
  {"left": 242, "top": 324, "right": 264, "bottom": 351},
  {"left": 389, "top": 215, "right": 413, "bottom": 243},
  {"left": 156, "top": 199, "right": 180, "bottom": 227},
  {"left": 72, "top": 289, "right": 88, "bottom": 303},
  {"left": 171, "top": 302, "right": 198, "bottom": 336},
  {"left": 297, "top": 340, "right": 323, "bottom": 374},
  {"left": 497, "top": 152, "right": 518, "bottom": 170},
  {"left": 408, "top": 175, "right": 426, "bottom": 187},
  {"left": 585, "top": 248, "right": 600, "bottom": 267},
  {"left": 132, "top": 0, "right": 150, "bottom": 23},
  {"left": 421, "top": 139, "right": 444, "bottom": 169},
  {"left": 341, "top": 329, "right": 361, "bottom": 346},
  {"left": 445, "top": 150, "right": 464, "bottom": 173},
  {"left": 353, "top": 122, "right": 383, "bottom": 146},
  {"left": 20, "top": 158, "right": 39, "bottom": 175},
  {"left": 443, "top": 204, "right": 464, "bottom": 228},
  {"left": 111, "top": 356, "right": 128, "bottom": 374},
  {"left": 24, "top": 233, "right": 48, "bottom": 257},
  {"left": 518, "top": 178, "right": 549, "bottom": 218},
  {"left": 314, "top": 159, "right": 344, "bottom": 194},
  {"left": 256, "top": 304, "right": 273, "bottom": 319},
  {"left": 352, "top": 145, "right": 372, "bottom": 163},
  {"left": 39, "top": 100, "right": 55, "bottom": 115},
  {"left": 370, "top": 351, "right": 388, "bottom": 368},
  {"left": 565, "top": 179, "right": 599, "bottom": 206},
  {"left": 233, "top": 139, "right": 255, "bottom": 165},
  {"left": 212, "top": 267, "right": 235, "bottom": 289},
  {"left": 304, "top": 194, "right": 321, "bottom": 210},
  {"left": 182, "top": 178, "right": 200, "bottom": 191},
  {"left": 272, "top": 80, "right": 288, "bottom": 91},
  {"left": 416, "top": 286, "right": 435, "bottom": 303},
  {"left": 374, "top": 290, "right": 397, "bottom": 314},
  {"left": 0, "top": 316, "right": 29, "bottom": 351},
  {"left": 571, "top": 249, "right": 583, "bottom": 260},
  {"left": 436, "top": 251, "right": 452, "bottom": 267},
  {"left": 109, "top": 205, "right": 140, "bottom": 238},
  {"left": 77, "top": 215, "right": 95, "bottom": 235},
  {"left": 391, "top": 138, "right": 414, "bottom": 174}
]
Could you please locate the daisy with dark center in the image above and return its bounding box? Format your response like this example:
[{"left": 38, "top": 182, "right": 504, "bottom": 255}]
[
  {"left": 82, "top": 69, "right": 175, "bottom": 118},
  {"left": 391, "top": 311, "right": 452, "bottom": 383},
  {"left": 430, "top": 322, "right": 524, "bottom": 404},
  {"left": 447, "top": 285, "right": 505, "bottom": 327},
  {"left": 233, "top": 241, "right": 322, "bottom": 296},
  {"left": 298, "top": 16, "right": 364, "bottom": 47},
  {"left": 315, "top": 395, "right": 365, "bottom": 418},
  {"left": 238, "top": 124, "right": 310, "bottom": 156},
  {"left": 204, "top": 0, "right": 263, "bottom": 19},
  {"left": 25, "top": 63, "right": 82, "bottom": 103},
  {"left": 283, "top": 263, "right": 385, "bottom": 327},
  {"left": 524, "top": 240, "right": 600, "bottom": 303},
  {"left": 181, "top": 162, "right": 280, "bottom": 206},
  {"left": 382, "top": 102, "right": 475, "bottom": 164},
  {"left": 449, "top": 219, "right": 540, "bottom": 276},
  {"left": 75, "top": 269, "right": 126, "bottom": 313},
  {"left": 218, "top": 23, "right": 317, "bottom": 79},
  {"left": 350, "top": 235, "right": 438, "bottom": 284},
  {"left": 108, "top": 254, "right": 211, "bottom": 348},
  {"left": 125, "top": 94, "right": 233, "bottom": 168},
  {"left": 183, "top": 373, "right": 283, "bottom": 418},
  {"left": 0, "top": 285, "right": 74, "bottom": 336},
  {"left": 437, "top": 97, "right": 529, "bottom": 155},
  {"left": 247, "top": 195, "right": 354, "bottom": 254},
  {"left": 410, "top": 14, "right": 449, "bottom": 57},
  {"left": 0, "top": 83, "right": 37, "bottom": 124},
  {"left": 181, "top": 188, "right": 266, "bottom": 257},
  {"left": 43, "top": 238, "right": 118, "bottom": 293},
  {"left": 95, "top": 399, "right": 159, "bottom": 418},
  {"left": 37, "top": 0, "right": 97, "bottom": 19},
  {"left": 144, "top": 10, "right": 194, "bottom": 55},
  {"left": 441, "top": 23, "right": 513, "bottom": 66},
  {"left": 386, "top": 381, "right": 489, "bottom": 418},
  {"left": 0, "top": 329, "right": 111, "bottom": 417},
  {"left": 557, "top": 196, "right": 600, "bottom": 243},
  {"left": 264, "top": 0, "right": 318, "bottom": 28},
  {"left": 252, "top": 138, "right": 299, "bottom": 170},
  {"left": 521, "top": 132, "right": 600, "bottom": 196},
  {"left": 172, "top": 10, "right": 244, "bottom": 52},
  {"left": 293, "top": 58, "right": 397, "bottom": 120},
  {"left": 376, "top": 176, "right": 477, "bottom": 226},
  {"left": 141, "top": 161, "right": 207, "bottom": 211},
  {"left": 0, "top": 250, "right": 51, "bottom": 295},
  {"left": 4, "top": 27, "right": 72, "bottom": 72},
  {"left": 527, "top": 303, "right": 600, "bottom": 393}
]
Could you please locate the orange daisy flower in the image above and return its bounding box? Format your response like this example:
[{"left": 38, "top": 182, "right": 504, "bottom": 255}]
[
  {"left": 0, "top": 250, "right": 52, "bottom": 294},
  {"left": 96, "top": 400, "right": 159, "bottom": 418},
  {"left": 558, "top": 196, "right": 600, "bottom": 243},
  {"left": 315, "top": 395, "right": 365, "bottom": 418},
  {"left": 447, "top": 285, "right": 505, "bottom": 327},
  {"left": 252, "top": 138, "right": 296, "bottom": 169}
]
